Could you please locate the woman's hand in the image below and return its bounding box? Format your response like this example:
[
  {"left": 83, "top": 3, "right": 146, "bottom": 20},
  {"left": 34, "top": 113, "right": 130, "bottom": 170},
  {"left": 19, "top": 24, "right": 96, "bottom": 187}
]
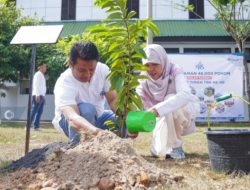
[
  {"left": 127, "top": 131, "right": 139, "bottom": 139},
  {"left": 151, "top": 108, "right": 159, "bottom": 117}
]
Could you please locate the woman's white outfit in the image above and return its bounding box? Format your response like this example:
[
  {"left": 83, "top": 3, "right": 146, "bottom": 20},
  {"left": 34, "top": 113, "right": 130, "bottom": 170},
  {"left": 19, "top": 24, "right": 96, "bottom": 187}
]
[{"left": 136, "top": 44, "right": 199, "bottom": 157}]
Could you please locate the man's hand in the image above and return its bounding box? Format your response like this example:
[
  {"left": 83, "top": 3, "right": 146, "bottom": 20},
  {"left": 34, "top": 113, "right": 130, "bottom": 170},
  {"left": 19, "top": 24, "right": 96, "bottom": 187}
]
[
  {"left": 35, "top": 96, "right": 40, "bottom": 104},
  {"left": 91, "top": 128, "right": 102, "bottom": 136},
  {"left": 127, "top": 131, "right": 139, "bottom": 139}
]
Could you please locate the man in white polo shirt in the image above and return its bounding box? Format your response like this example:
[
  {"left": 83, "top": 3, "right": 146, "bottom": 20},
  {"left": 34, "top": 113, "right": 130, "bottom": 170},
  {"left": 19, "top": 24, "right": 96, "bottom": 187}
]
[
  {"left": 30, "top": 63, "right": 47, "bottom": 131},
  {"left": 52, "top": 42, "right": 137, "bottom": 143}
]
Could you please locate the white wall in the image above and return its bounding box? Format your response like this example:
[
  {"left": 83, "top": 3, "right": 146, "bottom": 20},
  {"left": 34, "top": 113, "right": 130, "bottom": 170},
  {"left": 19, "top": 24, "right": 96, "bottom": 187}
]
[
  {"left": 0, "top": 86, "right": 55, "bottom": 121},
  {"left": 76, "top": 0, "right": 107, "bottom": 20},
  {"left": 16, "top": 0, "right": 218, "bottom": 21},
  {"left": 16, "top": 0, "right": 61, "bottom": 21},
  {"left": 140, "top": 0, "right": 189, "bottom": 19},
  {"left": 204, "top": 0, "right": 217, "bottom": 19}
]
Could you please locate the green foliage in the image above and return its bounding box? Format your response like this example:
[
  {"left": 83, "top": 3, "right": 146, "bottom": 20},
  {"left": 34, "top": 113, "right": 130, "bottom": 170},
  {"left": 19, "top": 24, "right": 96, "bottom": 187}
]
[
  {"left": 208, "top": 0, "right": 250, "bottom": 51},
  {"left": 0, "top": 0, "right": 38, "bottom": 86},
  {"left": 0, "top": 0, "right": 66, "bottom": 93},
  {"left": 57, "top": 32, "right": 110, "bottom": 64},
  {"left": 87, "top": 0, "right": 160, "bottom": 136},
  {"left": 208, "top": 0, "right": 250, "bottom": 100},
  {"left": 176, "top": 3, "right": 194, "bottom": 12}
]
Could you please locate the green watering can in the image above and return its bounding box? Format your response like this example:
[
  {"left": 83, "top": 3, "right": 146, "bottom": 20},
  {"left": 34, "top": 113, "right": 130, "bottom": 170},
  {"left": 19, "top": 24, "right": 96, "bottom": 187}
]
[{"left": 126, "top": 111, "right": 156, "bottom": 132}]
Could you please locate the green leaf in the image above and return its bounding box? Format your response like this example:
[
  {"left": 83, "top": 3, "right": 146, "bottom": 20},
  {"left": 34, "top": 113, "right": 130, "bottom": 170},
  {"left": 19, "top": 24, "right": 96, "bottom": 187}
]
[
  {"left": 133, "top": 64, "right": 148, "bottom": 71},
  {"left": 129, "top": 93, "right": 143, "bottom": 110},
  {"left": 115, "top": 76, "right": 124, "bottom": 91},
  {"left": 134, "top": 75, "right": 148, "bottom": 80},
  {"left": 87, "top": 25, "right": 108, "bottom": 33},
  {"left": 127, "top": 11, "right": 136, "bottom": 19},
  {"left": 134, "top": 45, "right": 147, "bottom": 58},
  {"left": 116, "top": 88, "right": 127, "bottom": 112},
  {"left": 100, "top": 1, "right": 116, "bottom": 9},
  {"left": 106, "top": 22, "right": 123, "bottom": 27},
  {"left": 183, "top": 4, "right": 194, "bottom": 11},
  {"left": 128, "top": 80, "right": 139, "bottom": 88},
  {"left": 106, "top": 6, "right": 120, "bottom": 13},
  {"left": 147, "top": 22, "right": 160, "bottom": 35},
  {"left": 107, "top": 12, "right": 123, "bottom": 19}
]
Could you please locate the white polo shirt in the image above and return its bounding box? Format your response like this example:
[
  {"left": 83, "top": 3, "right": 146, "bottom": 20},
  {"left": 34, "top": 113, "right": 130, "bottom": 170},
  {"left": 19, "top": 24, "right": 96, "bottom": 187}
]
[
  {"left": 52, "top": 62, "right": 111, "bottom": 132},
  {"left": 32, "top": 71, "right": 46, "bottom": 96}
]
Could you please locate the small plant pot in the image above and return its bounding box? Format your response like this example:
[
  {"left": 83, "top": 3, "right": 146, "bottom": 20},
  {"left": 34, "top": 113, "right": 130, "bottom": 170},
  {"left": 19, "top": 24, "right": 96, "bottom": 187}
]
[
  {"left": 205, "top": 129, "right": 250, "bottom": 173},
  {"left": 126, "top": 111, "right": 156, "bottom": 132}
]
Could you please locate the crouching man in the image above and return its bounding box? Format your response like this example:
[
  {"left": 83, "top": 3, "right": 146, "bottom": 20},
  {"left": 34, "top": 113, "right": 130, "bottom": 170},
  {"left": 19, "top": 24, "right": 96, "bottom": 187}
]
[{"left": 52, "top": 41, "right": 137, "bottom": 143}]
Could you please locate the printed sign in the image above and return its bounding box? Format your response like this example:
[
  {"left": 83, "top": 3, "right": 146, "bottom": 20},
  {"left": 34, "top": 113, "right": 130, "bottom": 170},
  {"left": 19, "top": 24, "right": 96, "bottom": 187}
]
[{"left": 169, "top": 54, "right": 244, "bottom": 121}]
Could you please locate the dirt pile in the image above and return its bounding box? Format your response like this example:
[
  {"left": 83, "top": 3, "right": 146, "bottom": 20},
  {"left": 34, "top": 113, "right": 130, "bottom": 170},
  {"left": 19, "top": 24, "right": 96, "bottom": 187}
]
[{"left": 0, "top": 131, "right": 174, "bottom": 190}]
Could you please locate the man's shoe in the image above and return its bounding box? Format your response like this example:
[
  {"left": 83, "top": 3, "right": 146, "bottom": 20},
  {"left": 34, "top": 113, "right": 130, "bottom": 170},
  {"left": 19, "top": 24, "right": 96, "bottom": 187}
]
[
  {"left": 166, "top": 147, "right": 185, "bottom": 160},
  {"left": 34, "top": 128, "right": 41, "bottom": 131}
]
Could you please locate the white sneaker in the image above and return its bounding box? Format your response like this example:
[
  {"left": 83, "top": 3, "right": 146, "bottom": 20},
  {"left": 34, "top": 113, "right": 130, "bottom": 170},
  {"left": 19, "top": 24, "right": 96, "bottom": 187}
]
[
  {"left": 166, "top": 147, "right": 185, "bottom": 160},
  {"left": 150, "top": 150, "right": 159, "bottom": 158}
]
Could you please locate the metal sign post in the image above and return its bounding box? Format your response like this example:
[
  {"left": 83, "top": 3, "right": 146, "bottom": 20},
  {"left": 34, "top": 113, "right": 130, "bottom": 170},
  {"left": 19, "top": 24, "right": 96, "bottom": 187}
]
[
  {"left": 10, "top": 25, "right": 63, "bottom": 154},
  {"left": 147, "top": 0, "right": 153, "bottom": 45}
]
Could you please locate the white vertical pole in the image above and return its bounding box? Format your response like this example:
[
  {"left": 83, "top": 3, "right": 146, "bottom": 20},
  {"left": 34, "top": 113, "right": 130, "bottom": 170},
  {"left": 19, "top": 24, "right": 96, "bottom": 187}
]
[{"left": 147, "top": 0, "right": 153, "bottom": 45}]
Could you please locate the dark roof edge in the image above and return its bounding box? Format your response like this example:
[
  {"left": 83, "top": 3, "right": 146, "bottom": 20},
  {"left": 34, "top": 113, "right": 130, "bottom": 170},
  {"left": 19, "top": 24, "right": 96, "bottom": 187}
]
[{"left": 154, "top": 36, "right": 250, "bottom": 42}]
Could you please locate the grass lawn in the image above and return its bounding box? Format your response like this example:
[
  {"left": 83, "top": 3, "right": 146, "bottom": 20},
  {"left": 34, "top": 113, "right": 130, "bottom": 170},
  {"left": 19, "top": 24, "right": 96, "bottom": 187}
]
[{"left": 0, "top": 122, "right": 250, "bottom": 189}]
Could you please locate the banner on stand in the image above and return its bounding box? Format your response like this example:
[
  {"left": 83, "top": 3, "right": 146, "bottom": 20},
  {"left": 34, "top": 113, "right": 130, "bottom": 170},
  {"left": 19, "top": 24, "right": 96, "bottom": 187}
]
[{"left": 169, "top": 54, "right": 244, "bottom": 121}]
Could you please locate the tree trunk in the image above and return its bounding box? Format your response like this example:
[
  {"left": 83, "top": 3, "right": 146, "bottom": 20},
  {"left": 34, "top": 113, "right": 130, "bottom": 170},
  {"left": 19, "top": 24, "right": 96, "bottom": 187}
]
[
  {"left": 243, "top": 56, "right": 250, "bottom": 100},
  {"left": 239, "top": 41, "right": 250, "bottom": 99}
]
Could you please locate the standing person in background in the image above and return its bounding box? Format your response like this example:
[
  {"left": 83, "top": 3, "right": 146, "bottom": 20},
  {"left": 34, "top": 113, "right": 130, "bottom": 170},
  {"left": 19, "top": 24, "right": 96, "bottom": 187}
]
[
  {"left": 137, "top": 44, "right": 199, "bottom": 159},
  {"left": 29, "top": 63, "right": 47, "bottom": 131}
]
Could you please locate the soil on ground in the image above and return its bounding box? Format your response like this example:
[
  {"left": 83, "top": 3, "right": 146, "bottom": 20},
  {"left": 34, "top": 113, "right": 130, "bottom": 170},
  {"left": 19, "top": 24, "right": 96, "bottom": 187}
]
[{"left": 0, "top": 131, "right": 176, "bottom": 190}]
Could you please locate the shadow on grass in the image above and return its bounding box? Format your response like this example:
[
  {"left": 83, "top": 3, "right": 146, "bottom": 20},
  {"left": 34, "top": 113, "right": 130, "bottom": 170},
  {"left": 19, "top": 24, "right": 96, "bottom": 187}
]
[
  {"left": 197, "top": 122, "right": 250, "bottom": 128},
  {"left": 186, "top": 152, "right": 209, "bottom": 160},
  {"left": 142, "top": 152, "right": 210, "bottom": 169},
  {"left": 0, "top": 141, "right": 77, "bottom": 173}
]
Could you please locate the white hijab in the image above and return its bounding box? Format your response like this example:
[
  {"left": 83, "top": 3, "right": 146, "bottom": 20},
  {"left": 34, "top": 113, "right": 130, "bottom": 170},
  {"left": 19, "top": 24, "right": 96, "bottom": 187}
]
[{"left": 140, "top": 44, "right": 174, "bottom": 105}]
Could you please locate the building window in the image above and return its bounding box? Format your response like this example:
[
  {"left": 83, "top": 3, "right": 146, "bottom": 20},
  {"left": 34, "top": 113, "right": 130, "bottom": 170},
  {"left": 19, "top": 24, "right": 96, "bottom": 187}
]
[
  {"left": 164, "top": 48, "right": 180, "bottom": 54},
  {"left": 19, "top": 79, "right": 53, "bottom": 95},
  {"left": 126, "top": 0, "right": 139, "bottom": 18},
  {"left": 184, "top": 48, "right": 231, "bottom": 54},
  {"left": 189, "top": 0, "right": 204, "bottom": 19},
  {"left": 236, "top": 48, "right": 250, "bottom": 62},
  {"left": 19, "top": 80, "right": 30, "bottom": 94},
  {"left": 61, "top": 0, "right": 76, "bottom": 20}
]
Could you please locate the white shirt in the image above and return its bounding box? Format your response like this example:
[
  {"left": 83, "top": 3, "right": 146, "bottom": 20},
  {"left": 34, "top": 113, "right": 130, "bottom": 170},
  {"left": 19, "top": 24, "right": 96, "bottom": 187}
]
[
  {"left": 52, "top": 62, "right": 111, "bottom": 132},
  {"left": 153, "top": 73, "right": 200, "bottom": 118},
  {"left": 32, "top": 71, "right": 46, "bottom": 96}
]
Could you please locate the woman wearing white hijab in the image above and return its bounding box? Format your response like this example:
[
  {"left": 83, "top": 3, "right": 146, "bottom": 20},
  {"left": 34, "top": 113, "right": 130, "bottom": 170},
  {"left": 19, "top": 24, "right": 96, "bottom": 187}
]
[{"left": 137, "top": 44, "right": 199, "bottom": 159}]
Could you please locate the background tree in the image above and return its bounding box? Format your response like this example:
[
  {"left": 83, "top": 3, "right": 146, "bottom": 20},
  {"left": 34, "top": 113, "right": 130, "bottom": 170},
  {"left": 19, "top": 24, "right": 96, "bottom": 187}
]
[
  {"left": 0, "top": 0, "right": 36, "bottom": 89},
  {"left": 57, "top": 32, "right": 110, "bottom": 64},
  {"left": 0, "top": 0, "right": 66, "bottom": 94},
  {"left": 207, "top": 0, "right": 250, "bottom": 99},
  {"left": 87, "top": 0, "right": 159, "bottom": 136}
]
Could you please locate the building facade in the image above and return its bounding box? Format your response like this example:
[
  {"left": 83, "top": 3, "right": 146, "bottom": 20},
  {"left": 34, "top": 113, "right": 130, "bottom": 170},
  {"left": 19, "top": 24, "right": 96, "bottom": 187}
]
[{"left": 16, "top": 0, "right": 217, "bottom": 21}]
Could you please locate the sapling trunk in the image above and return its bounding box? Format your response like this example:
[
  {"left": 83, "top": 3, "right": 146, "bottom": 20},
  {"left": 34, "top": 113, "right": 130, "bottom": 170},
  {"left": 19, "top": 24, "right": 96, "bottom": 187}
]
[{"left": 88, "top": 0, "right": 159, "bottom": 137}]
